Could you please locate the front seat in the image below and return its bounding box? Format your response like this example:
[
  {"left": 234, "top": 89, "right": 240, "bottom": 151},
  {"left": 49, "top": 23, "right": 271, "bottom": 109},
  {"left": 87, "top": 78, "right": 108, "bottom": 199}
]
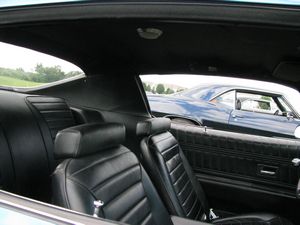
[
  {"left": 136, "top": 118, "right": 293, "bottom": 225},
  {"left": 52, "top": 122, "right": 210, "bottom": 225}
]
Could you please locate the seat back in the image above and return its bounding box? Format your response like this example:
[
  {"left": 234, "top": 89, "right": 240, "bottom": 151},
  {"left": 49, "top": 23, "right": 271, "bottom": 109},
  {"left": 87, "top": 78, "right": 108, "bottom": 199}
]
[
  {"left": 52, "top": 123, "right": 173, "bottom": 225},
  {"left": 137, "top": 118, "right": 210, "bottom": 221}
]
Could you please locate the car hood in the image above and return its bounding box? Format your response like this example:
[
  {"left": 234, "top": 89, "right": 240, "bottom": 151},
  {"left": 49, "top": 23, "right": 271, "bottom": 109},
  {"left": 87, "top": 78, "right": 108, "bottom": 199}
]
[{"left": 147, "top": 94, "right": 216, "bottom": 109}]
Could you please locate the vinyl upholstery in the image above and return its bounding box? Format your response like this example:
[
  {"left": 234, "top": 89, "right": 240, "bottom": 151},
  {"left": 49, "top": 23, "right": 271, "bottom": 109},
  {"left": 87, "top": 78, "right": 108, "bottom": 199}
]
[
  {"left": 0, "top": 90, "right": 102, "bottom": 201},
  {"left": 137, "top": 118, "right": 293, "bottom": 225},
  {"left": 170, "top": 123, "right": 300, "bottom": 192},
  {"left": 52, "top": 123, "right": 174, "bottom": 225}
]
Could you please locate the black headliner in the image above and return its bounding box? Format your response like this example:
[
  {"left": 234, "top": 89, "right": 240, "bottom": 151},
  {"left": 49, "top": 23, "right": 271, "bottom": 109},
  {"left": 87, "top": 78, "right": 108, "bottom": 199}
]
[{"left": 0, "top": 2, "right": 300, "bottom": 89}]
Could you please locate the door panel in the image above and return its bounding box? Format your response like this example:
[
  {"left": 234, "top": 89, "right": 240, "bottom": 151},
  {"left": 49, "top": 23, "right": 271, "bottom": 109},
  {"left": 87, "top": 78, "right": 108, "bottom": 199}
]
[{"left": 170, "top": 122, "right": 300, "bottom": 221}]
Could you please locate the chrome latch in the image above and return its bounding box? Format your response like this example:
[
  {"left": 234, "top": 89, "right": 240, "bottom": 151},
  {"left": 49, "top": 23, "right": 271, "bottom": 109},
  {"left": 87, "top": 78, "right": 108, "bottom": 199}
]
[
  {"left": 292, "top": 158, "right": 300, "bottom": 167},
  {"left": 93, "top": 200, "right": 104, "bottom": 218},
  {"left": 209, "top": 208, "right": 219, "bottom": 221}
]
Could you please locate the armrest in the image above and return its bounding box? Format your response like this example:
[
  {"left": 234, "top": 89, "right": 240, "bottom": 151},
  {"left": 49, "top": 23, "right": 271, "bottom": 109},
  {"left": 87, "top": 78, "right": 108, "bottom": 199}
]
[{"left": 171, "top": 216, "right": 212, "bottom": 225}]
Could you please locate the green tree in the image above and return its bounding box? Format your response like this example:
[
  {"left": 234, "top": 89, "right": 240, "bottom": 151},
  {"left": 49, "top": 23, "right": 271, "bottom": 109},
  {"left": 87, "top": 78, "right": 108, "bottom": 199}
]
[
  {"left": 142, "top": 82, "right": 152, "bottom": 92},
  {"left": 156, "top": 84, "right": 165, "bottom": 94},
  {"left": 151, "top": 86, "right": 156, "bottom": 94},
  {"left": 65, "top": 71, "right": 82, "bottom": 78},
  {"left": 146, "top": 84, "right": 151, "bottom": 92},
  {"left": 142, "top": 82, "right": 147, "bottom": 90},
  {"left": 177, "top": 88, "right": 185, "bottom": 92},
  {"left": 259, "top": 96, "right": 272, "bottom": 110},
  {"left": 34, "top": 63, "right": 66, "bottom": 82},
  {"left": 165, "top": 88, "right": 174, "bottom": 94}
]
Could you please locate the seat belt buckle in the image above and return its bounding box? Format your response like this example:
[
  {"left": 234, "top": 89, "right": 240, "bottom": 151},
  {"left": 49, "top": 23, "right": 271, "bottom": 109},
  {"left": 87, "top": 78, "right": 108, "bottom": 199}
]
[
  {"left": 93, "top": 200, "right": 104, "bottom": 218},
  {"left": 209, "top": 208, "right": 219, "bottom": 221}
]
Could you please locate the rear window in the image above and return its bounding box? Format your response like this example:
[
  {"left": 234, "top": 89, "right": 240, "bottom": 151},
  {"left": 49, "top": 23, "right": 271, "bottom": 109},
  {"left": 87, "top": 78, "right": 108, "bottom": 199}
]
[
  {"left": 0, "top": 0, "right": 80, "bottom": 8},
  {"left": 0, "top": 42, "right": 84, "bottom": 89}
]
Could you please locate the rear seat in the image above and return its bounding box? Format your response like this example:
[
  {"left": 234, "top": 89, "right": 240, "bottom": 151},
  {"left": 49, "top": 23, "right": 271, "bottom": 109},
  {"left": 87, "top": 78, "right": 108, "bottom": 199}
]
[{"left": 0, "top": 90, "right": 102, "bottom": 202}]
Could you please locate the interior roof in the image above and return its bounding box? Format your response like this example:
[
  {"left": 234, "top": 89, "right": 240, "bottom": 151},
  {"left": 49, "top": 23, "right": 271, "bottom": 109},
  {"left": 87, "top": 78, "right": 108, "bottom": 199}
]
[{"left": 0, "top": 17, "right": 300, "bottom": 89}]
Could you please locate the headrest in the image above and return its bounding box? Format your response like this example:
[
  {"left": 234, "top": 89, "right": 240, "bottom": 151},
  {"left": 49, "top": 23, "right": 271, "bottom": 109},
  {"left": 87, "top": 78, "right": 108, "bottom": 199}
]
[
  {"left": 136, "top": 118, "right": 171, "bottom": 137},
  {"left": 54, "top": 123, "right": 125, "bottom": 159}
]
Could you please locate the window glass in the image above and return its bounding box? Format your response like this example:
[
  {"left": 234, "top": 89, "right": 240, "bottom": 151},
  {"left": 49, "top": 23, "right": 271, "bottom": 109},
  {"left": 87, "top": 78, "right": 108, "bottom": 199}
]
[
  {"left": 0, "top": 0, "right": 80, "bottom": 8},
  {"left": 140, "top": 74, "right": 300, "bottom": 117},
  {"left": 0, "top": 206, "right": 55, "bottom": 225},
  {"left": 140, "top": 74, "right": 300, "bottom": 138},
  {"left": 212, "top": 91, "right": 235, "bottom": 109},
  {"left": 0, "top": 0, "right": 299, "bottom": 8},
  {"left": 236, "top": 92, "right": 280, "bottom": 115},
  {"left": 225, "top": 0, "right": 300, "bottom": 6},
  {"left": 278, "top": 97, "right": 292, "bottom": 113},
  {"left": 0, "top": 42, "right": 84, "bottom": 89}
]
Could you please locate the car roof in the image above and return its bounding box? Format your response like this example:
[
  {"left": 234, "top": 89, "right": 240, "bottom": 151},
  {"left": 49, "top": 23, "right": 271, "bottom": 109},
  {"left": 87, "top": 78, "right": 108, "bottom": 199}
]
[
  {"left": 0, "top": 2, "right": 299, "bottom": 90},
  {"left": 180, "top": 84, "right": 283, "bottom": 101}
]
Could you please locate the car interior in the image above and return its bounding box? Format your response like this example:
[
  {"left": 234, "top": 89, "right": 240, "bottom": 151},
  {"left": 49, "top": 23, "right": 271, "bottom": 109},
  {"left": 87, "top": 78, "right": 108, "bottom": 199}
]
[{"left": 0, "top": 1, "right": 300, "bottom": 225}]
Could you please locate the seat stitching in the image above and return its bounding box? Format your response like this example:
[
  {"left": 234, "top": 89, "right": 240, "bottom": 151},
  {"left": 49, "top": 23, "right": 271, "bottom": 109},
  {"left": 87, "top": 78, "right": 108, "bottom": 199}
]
[
  {"left": 186, "top": 196, "right": 198, "bottom": 217},
  {"left": 90, "top": 164, "right": 139, "bottom": 191},
  {"left": 182, "top": 186, "right": 194, "bottom": 207},
  {"left": 69, "top": 150, "right": 130, "bottom": 177},
  {"left": 172, "top": 167, "right": 185, "bottom": 185},
  {"left": 138, "top": 212, "right": 152, "bottom": 225},
  {"left": 168, "top": 155, "right": 182, "bottom": 173},
  {"left": 150, "top": 133, "right": 174, "bottom": 145},
  {"left": 117, "top": 196, "right": 148, "bottom": 221},
  {"left": 178, "top": 179, "right": 191, "bottom": 196},
  {"left": 104, "top": 180, "right": 142, "bottom": 207}
]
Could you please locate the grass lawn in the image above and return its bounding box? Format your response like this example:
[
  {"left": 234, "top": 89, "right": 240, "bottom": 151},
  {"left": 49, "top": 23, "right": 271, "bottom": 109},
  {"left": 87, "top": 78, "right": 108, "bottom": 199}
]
[{"left": 0, "top": 76, "right": 44, "bottom": 88}]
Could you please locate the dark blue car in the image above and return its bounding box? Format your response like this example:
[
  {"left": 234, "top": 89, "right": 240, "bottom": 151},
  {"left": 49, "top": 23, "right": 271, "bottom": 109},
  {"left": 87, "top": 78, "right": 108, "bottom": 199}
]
[{"left": 147, "top": 84, "right": 300, "bottom": 139}]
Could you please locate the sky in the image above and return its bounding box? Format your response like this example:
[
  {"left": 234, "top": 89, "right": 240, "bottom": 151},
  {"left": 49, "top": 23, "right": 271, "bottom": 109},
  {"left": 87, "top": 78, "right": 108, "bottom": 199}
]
[
  {"left": 141, "top": 75, "right": 300, "bottom": 114},
  {"left": 0, "top": 42, "right": 81, "bottom": 73}
]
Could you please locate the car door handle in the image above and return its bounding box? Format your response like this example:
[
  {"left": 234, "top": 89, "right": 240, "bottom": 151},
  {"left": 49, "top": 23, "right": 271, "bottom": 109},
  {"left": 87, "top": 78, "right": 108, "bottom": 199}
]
[
  {"left": 260, "top": 170, "right": 276, "bottom": 176},
  {"left": 232, "top": 114, "right": 243, "bottom": 118},
  {"left": 257, "top": 164, "right": 277, "bottom": 177}
]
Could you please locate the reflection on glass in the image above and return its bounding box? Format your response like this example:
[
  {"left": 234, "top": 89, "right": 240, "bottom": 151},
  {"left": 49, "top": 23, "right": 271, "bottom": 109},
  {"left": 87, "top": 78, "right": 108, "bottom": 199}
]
[{"left": 0, "top": 206, "right": 55, "bottom": 225}]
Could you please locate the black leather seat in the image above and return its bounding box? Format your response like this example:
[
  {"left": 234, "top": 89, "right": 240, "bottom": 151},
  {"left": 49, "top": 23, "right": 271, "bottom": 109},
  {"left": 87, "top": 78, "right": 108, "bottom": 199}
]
[
  {"left": 136, "top": 118, "right": 293, "bottom": 225},
  {"left": 52, "top": 123, "right": 181, "bottom": 225}
]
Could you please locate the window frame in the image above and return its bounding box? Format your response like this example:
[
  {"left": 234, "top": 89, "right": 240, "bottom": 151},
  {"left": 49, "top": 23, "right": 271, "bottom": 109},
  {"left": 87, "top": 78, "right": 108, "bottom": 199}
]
[
  {"left": 0, "top": 41, "right": 86, "bottom": 92},
  {"left": 210, "top": 88, "right": 299, "bottom": 118}
]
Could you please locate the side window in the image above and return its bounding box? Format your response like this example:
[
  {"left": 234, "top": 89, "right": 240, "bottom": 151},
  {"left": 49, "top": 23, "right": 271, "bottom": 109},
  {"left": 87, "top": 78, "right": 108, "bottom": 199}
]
[
  {"left": 212, "top": 91, "right": 235, "bottom": 109},
  {"left": 236, "top": 92, "right": 280, "bottom": 115},
  {"left": 0, "top": 206, "right": 55, "bottom": 225},
  {"left": 278, "top": 97, "right": 292, "bottom": 113},
  {"left": 0, "top": 42, "right": 84, "bottom": 89}
]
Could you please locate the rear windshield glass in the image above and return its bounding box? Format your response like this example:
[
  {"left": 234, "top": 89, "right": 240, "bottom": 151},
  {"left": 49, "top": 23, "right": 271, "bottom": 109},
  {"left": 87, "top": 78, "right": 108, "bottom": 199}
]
[
  {"left": 0, "top": 0, "right": 79, "bottom": 8},
  {"left": 0, "top": 42, "right": 84, "bottom": 89},
  {"left": 0, "top": 0, "right": 299, "bottom": 8}
]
